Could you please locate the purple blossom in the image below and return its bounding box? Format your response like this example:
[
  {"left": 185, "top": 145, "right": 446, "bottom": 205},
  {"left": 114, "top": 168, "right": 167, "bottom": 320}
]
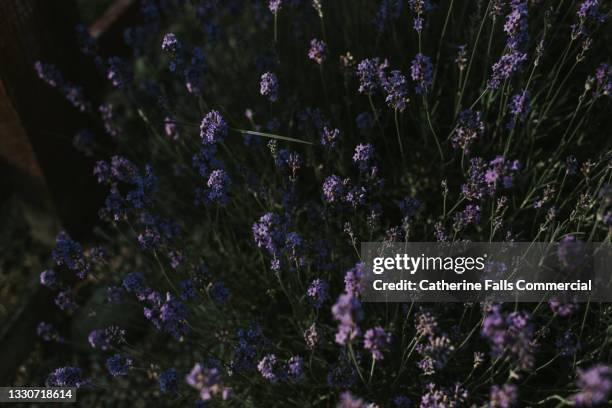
[
  {"left": 592, "top": 63, "right": 611, "bottom": 98},
  {"left": 143, "top": 292, "right": 190, "bottom": 340},
  {"left": 356, "top": 58, "right": 389, "bottom": 94},
  {"left": 205, "top": 169, "right": 231, "bottom": 205},
  {"left": 307, "top": 278, "right": 329, "bottom": 309},
  {"left": 260, "top": 72, "right": 279, "bottom": 102},
  {"left": 186, "top": 363, "right": 230, "bottom": 401},
  {"left": 252, "top": 212, "right": 285, "bottom": 257},
  {"left": 46, "top": 367, "right": 88, "bottom": 388},
  {"left": 106, "top": 354, "right": 133, "bottom": 377},
  {"left": 452, "top": 109, "right": 484, "bottom": 152},
  {"left": 506, "top": 89, "right": 531, "bottom": 129},
  {"left": 54, "top": 290, "right": 77, "bottom": 312},
  {"left": 159, "top": 368, "right": 178, "bottom": 394},
  {"left": 269, "top": 0, "right": 282, "bottom": 13},
  {"left": 481, "top": 304, "right": 535, "bottom": 370},
  {"left": 40, "top": 269, "right": 59, "bottom": 289},
  {"left": 374, "top": 0, "right": 403, "bottom": 33},
  {"left": 383, "top": 70, "right": 410, "bottom": 111},
  {"left": 410, "top": 53, "right": 433, "bottom": 94},
  {"left": 308, "top": 38, "right": 327, "bottom": 64},
  {"left": 200, "top": 110, "right": 228, "bottom": 145},
  {"left": 321, "top": 126, "right": 340, "bottom": 147},
  {"left": 338, "top": 391, "right": 375, "bottom": 407},
  {"left": 106, "top": 57, "right": 131, "bottom": 88},
  {"left": 332, "top": 293, "right": 363, "bottom": 345},
  {"left": 352, "top": 143, "right": 375, "bottom": 171},
  {"left": 164, "top": 117, "right": 180, "bottom": 140},
  {"left": 420, "top": 383, "right": 468, "bottom": 408},
  {"left": 161, "top": 33, "right": 182, "bottom": 53},
  {"left": 323, "top": 175, "right": 345, "bottom": 203},
  {"left": 504, "top": 0, "right": 529, "bottom": 50},
  {"left": 52, "top": 231, "right": 90, "bottom": 279},
  {"left": 258, "top": 354, "right": 279, "bottom": 382},
  {"left": 286, "top": 355, "right": 304, "bottom": 380},
  {"left": 488, "top": 384, "right": 518, "bottom": 408},
  {"left": 344, "top": 262, "right": 365, "bottom": 296},
  {"left": 488, "top": 51, "right": 527, "bottom": 89},
  {"left": 572, "top": 365, "right": 612, "bottom": 406},
  {"left": 453, "top": 204, "right": 481, "bottom": 229},
  {"left": 363, "top": 326, "right": 392, "bottom": 361}
]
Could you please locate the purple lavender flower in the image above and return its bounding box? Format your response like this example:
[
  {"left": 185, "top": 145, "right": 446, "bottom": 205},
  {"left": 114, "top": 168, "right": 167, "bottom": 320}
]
[
  {"left": 488, "top": 51, "right": 527, "bottom": 89},
  {"left": 123, "top": 272, "right": 150, "bottom": 300},
  {"left": 164, "top": 117, "right": 180, "bottom": 140},
  {"left": 321, "top": 126, "right": 340, "bottom": 147},
  {"left": 107, "top": 57, "right": 131, "bottom": 88},
  {"left": 572, "top": 365, "right": 612, "bottom": 406},
  {"left": 356, "top": 58, "right": 389, "bottom": 94},
  {"left": 344, "top": 262, "right": 365, "bottom": 296},
  {"left": 307, "top": 278, "right": 329, "bottom": 309},
  {"left": 452, "top": 109, "right": 484, "bottom": 152},
  {"left": 322, "top": 175, "right": 345, "bottom": 203},
  {"left": 410, "top": 53, "right": 433, "bottom": 94},
  {"left": 161, "top": 33, "right": 182, "bottom": 53},
  {"left": 99, "top": 103, "right": 120, "bottom": 138},
  {"left": 506, "top": 89, "right": 531, "bottom": 129},
  {"left": 338, "top": 391, "right": 374, "bottom": 407},
  {"left": 453, "top": 204, "right": 481, "bottom": 229},
  {"left": 186, "top": 363, "right": 230, "bottom": 401},
  {"left": 205, "top": 169, "right": 231, "bottom": 205},
  {"left": 106, "top": 354, "right": 133, "bottom": 377},
  {"left": 144, "top": 292, "right": 190, "bottom": 340},
  {"left": 46, "top": 367, "right": 88, "bottom": 388},
  {"left": 504, "top": 0, "right": 529, "bottom": 50},
  {"left": 37, "top": 322, "right": 63, "bottom": 342},
  {"left": 592, "top": 63, "right": 611, "bottom": 98},
  {"left": 34, "top": 61, "right": 64, "bottom": 88},
  {"left": 52, "top": 231, "right": 90, "bottom": 279},
  {"left": 258, "top": 354, "right": 279, "bottom": 382},
  {"left": 332, "top": 293, "right": 363, "bottom": 345},
  {"left": 88, "top": 329, "right": 110, "bottom": 350},
  {"left": 488, "top": 384, "right": 518, "bottom": 408},
  {"left": 159, "top": 368, "right": 178, "bottom": 394},
  {"left": 364, "top": 326, "right": 392, "bottom": 361},
  {"left": 40, "top": 269, "right": 59, "bottom": 289},
  {"left": 268, "top": 0, "right": 282, "bottom": 13},
  {"left": 420, "top": 383, "right": 468, "bottom": 408},
  {"left": 352, "top": 143, "right": 375, "bottom": 171},
  {"left": 481, "top": 305, "right": 535, "bottom": 370},
  {"left": 383, "top": 70, "right": 410, "bottom": 111},
  {"left": 54, "top": 290, "right": 77, "bottom": 312},
  {"left": 252, "top": 212, "right": 285, "bottom": 257},
  {"left": 308, "top": 38, "right": 327, "bottom": 64},
  {"left": 374, "top": 0, "right": 403, "bottom": 33},
  {"left": 200, "top": 110, "right": 228, "bottom": 145},
  {"left": 260, "top": 72, "right": 279, "bottom": 102},
  {"left": 286, "top": 356, "right": 304, "bottom": 381}
]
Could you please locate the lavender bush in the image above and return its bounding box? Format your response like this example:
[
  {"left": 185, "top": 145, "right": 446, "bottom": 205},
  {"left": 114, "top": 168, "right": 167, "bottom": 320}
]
[{"left": 31, "top": 0, "right": 612, "bottom": 406}]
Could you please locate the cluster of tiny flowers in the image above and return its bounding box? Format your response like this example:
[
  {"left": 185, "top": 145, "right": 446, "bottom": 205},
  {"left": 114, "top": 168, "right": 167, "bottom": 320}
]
[
  {"left": 363, "top": 327, "right": 392, "bottom": 361},
  {"left": 307, "top": 278, "right": 330, "bottom": 309},
  {"left": 356, "top": 57, "right": 389, "bottom": 94},
  {"left": 308, "top": 38, "right": 327, "bottom": 64},
  {"left": 507, "top": 89, "right": 531, "bottom": 129},
  {"left": 488, "top": 51, "right": 527, "bottom": 89},
  {"left": 572, "top": 364, "right": 612, "bottom": 406},
  {"left": 34, "top": 61, "right": 90, "bottom": 112},
  {"left": 410, "top": 53, "right": 433, "bottom": 94},
  {"left": 200, "top": 110, "right": 228, "bottom": 144},
  {"left": 260, "top": 72, "right": 279, "bottom": 102},
  {"left": 452, "top": 109, "right": 485, "bottom": 152},
  {"left": 382, "top": 70, "right": 410, "bottom": 111},
  {"left": 186, "top": 363, "right": 231, "bottom": 401}
]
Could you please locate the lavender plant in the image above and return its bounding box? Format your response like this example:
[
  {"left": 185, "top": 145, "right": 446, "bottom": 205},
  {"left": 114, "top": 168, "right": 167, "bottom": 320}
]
[{"left": 30, "top": 0, "right": 612, "bottom": 406}]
